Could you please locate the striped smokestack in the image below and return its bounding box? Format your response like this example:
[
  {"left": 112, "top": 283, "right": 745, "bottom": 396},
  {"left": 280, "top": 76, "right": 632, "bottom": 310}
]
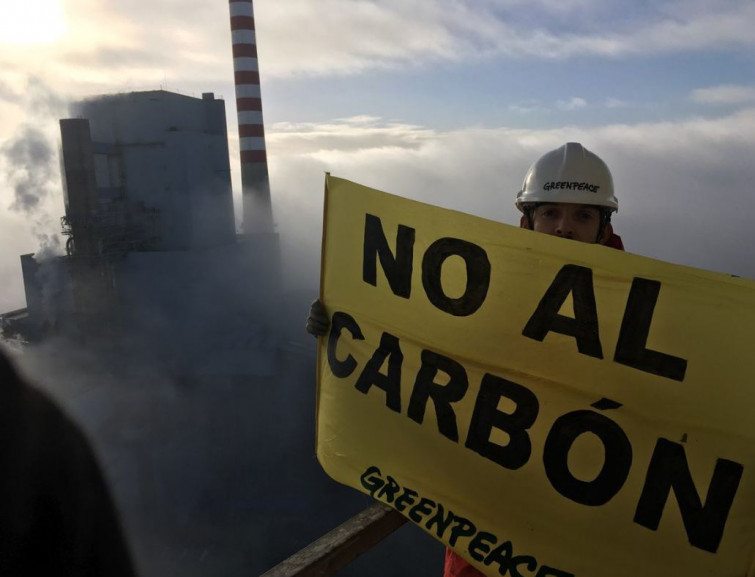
[{"left": 229, "top": 0, "right": 273, "bottom": 234}]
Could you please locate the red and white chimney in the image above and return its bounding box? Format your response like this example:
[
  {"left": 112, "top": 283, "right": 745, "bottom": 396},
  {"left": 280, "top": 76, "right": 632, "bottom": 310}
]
[{"left": 229, "top": 0, "right": 273, "bottom": 234}]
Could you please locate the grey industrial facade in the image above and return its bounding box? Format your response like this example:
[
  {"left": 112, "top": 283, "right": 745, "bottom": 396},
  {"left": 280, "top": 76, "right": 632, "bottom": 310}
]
[{"left": 5, "top": 90, "right": 280, "bottom": 356}]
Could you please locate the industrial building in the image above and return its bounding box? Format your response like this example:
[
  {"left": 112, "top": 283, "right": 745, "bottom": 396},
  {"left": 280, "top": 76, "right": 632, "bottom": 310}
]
[
  {"left": 65, "top": 90, "right": 237, "bottom": 254},
  {"left": 5, "top": 90, "right": 281, "bottom": 376}
]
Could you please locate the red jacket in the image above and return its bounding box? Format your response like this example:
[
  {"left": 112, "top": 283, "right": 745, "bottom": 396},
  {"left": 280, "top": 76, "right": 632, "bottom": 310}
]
[
  {"left": 604, "top": 232, "right": 624, "bottom": 250},
  {"left": 443, "top": 232, "right": 624, "bottom": 577},
  {"left": 443, "top": 547, "right": 486, "bottom": 577}
]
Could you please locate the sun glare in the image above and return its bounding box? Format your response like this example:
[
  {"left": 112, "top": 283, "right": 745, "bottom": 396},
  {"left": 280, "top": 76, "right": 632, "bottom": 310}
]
[{"left": 0, "top": 0, "right": 66, "bottom": 45}]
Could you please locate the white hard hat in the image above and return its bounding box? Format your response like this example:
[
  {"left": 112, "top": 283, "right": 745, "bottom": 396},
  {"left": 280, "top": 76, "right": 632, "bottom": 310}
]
[{"left": 515, "top": 142, "right": 618, "bottom": 213}]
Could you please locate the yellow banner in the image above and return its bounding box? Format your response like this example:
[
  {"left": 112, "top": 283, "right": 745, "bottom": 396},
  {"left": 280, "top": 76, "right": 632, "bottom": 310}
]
[{"left": 316, "top": 174, "right": 755, "bottom": 577}]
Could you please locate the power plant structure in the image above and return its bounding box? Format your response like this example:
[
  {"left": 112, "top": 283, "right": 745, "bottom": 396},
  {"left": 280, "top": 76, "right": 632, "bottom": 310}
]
[
  {"left": 6, "top": 90, "right": 281, "bottom": 366},
  {"left": 0, "top": 2, "right": 443, "bottom": 575}
]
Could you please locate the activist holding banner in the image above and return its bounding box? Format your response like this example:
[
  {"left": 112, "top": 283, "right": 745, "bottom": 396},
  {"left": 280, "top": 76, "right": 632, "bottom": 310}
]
[
  {"left": 308, "top": 142, "right": 625, "bottom": 576},
  {"left": 308, "top": 144, "right": 755, "bottom": 577}
]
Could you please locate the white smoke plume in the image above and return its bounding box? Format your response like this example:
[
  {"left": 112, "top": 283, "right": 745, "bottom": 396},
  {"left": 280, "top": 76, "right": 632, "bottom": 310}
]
[{"left": 1, "top": 77, "right": 69, "bottom": 257}]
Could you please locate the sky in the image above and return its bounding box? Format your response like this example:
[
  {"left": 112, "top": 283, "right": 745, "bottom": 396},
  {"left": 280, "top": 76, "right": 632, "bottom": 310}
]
[{"left": 1, "top": 0, "right": 754, "bottom": 313}]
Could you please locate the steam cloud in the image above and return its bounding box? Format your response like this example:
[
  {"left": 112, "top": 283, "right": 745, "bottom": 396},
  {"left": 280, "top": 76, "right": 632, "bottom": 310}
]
[
  {"left": 1, "top": 77, "right": 69, "bottom": 256},
  {"left": 3, "top": 124, "right": 57, "bottom": 215}
]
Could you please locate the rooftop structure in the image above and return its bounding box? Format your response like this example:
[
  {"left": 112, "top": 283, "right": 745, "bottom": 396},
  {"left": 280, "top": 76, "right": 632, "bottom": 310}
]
[{"left": 63, "top": 90, "right": 236, "bottom": 256}]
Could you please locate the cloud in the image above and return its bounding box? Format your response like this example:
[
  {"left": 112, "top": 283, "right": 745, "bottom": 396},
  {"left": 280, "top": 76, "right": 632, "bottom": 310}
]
[
  {"left": 0, "top": 122, "right": 64, "bottom": 264},
  {"left": 268, "top": 117, "right": 437, "bottom": 156},
  {"left": 250, "top": 0, "right": 755, "bottom": 76},
  {"left": 604, "top": 97, "right": 628, "bottom": 108},
  {"left": 557, "top": 97, "right": 588, "bottom": 111},
  {"left": 1, "top": 78, "right": 67, "bottom": 215},
  {"left": 0, "top": 80, "right": 21, "bottom": 105},
  {"left": 22, "top": 0, "right": 749, "bottom": 89},
  {"left": 267, "top": 108, "right": 755, "bottom": 293},
  {"left": 509, "top": 101, "right": 544, "bottom": 115},
  {"left": 1, "top": 125, "right": 57, "bottom": 214},
  {"left": 2, "top": 0, "right": 235, "bottom": 98},
  {"left": 691, "top": 85, "right": 755, "bottom": 105}
]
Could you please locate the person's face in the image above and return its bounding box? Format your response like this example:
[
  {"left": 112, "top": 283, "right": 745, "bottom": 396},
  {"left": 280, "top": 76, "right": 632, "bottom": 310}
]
[{"left": 520, "top": 203, "right": 612, "bottom": 244}]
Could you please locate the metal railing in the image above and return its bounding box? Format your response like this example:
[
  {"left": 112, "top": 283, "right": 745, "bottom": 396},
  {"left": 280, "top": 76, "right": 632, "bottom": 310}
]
[{"left": 260, "top": 503, "right": 406, "bottom": 577}]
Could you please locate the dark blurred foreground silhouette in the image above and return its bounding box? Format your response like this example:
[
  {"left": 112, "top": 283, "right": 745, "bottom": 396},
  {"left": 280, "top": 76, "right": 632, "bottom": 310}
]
[{"left": 0, "top": 346, "right": 136, "bottom": 577}]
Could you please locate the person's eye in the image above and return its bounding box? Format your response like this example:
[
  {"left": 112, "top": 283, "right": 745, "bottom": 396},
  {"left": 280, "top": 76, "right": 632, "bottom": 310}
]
[{"left": 577, "top": 210, "right": 596, "bottom": 221}]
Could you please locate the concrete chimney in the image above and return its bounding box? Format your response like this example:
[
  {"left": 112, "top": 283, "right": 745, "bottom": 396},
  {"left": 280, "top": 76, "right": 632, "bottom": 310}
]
[{"left": 229, "top": 0, "right": 273, "bottom": 234}]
